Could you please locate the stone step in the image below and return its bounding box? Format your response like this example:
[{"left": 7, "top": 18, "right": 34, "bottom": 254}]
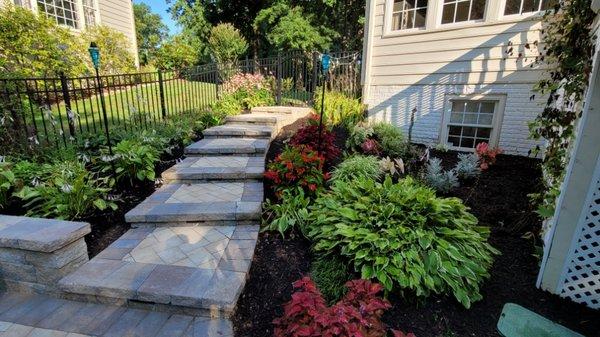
[
  {"left": 162, "top": 156, "right": 265, "bottom": 183},
  {"left": 202, "top": 124, "right": 274, "bottom": 139},
  {"left": 185, "top": 138, "right": 270, "bottom": 157},
  {"left": 224, "top": 114, "right": 280, "bottom": 126},
  {"left": 58, "top": 225, "right": 259, "bottom": 319},
  {"left": 125, "top": 182, "right": 262, "bottom": 226}
]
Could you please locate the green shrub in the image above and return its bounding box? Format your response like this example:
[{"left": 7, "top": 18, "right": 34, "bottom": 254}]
[
  {"left": 330, "top": 155, "right": 381, "bottom": 183},
  {"left": 262, "top": 187, "right": 310, "bottom": 237},
  {"left": 372, "top": 122, "right": 408, "bottom": 158},
  {"left": 310, "top": 255, "right": 352, "bottom": 304},
  {"left": 314, "top": 89, "right": 365, "bottom": 127},
  {"left": 15, "top": 160, "right": 116, "bottom": 219},
  {"left": 306, "top": 176, "right": 499, "bottom": 308},
  {"left": 455, "top": 153, "right": 481, "bottom": 180},
  {"left": 346, "top": 123, "right": 373, "bottom": 151},
  {"left": 424, "top": 158, "right": 459, "bottom": 193},
  {"left": 96, "top": 139, "right": 160, "bottom": 185},
  {"left": 0, "top": 161, "right": 15, "bottom": 209}
]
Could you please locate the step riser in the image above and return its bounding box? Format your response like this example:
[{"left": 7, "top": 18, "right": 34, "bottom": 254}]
[
  {"left": 203, "top": 134, "right": 272, "bottom": 140},
  {"left": 130, "top": 220, "right": 260, "bottom": 228},
  {"left": 59, "top": 290, "right": 233, "bottom": 318},
  {"left": 162, "top": 176, "right": 263, "bottom": 184}
]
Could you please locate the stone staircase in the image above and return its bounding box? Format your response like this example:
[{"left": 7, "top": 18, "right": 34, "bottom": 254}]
[{"left": 57, "top": 107, "right": 311, "bottom": 335}]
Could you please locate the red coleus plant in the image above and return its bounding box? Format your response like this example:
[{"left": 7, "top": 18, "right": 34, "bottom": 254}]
[
  {"left": 475, "top": 142, "right": 503, "bottom": 171},
  {"left": 290, "top": 115, "right": 341, "bottom": 164},
  {"left": 264, "top": 145, "right": 329, "bottom": 198},
  {"left": 361, "top": 139, "right": 381, "bottom": 155},
  {"left": 273, "top": 277, "right": 415, "bottom": 337}
]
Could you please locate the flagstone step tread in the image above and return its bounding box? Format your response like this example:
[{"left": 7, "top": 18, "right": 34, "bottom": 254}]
[
  {"left": 202, "top": 124, "right": 274, "bottom": 138},
  {"left": 124, "top": 182, "right": 263, "bottom": 224},
  {"left": 58, "top": 225, "right": 258, "bottom": 318},
  {"left": 0, "top": 294, "right": 234, "bottom": 337},
  {"left": 185, "top": 138, "right": 269, "bottom": 156},
  {"left": 162, "top": 156, "right": 265, "bottom": 182}
]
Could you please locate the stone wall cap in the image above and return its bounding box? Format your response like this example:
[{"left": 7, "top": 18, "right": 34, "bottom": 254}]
[{"left": 0, "top": 215, "right": 91, "bottom": 253}]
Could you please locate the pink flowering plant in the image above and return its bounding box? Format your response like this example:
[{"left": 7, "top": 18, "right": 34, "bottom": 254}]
[
  {"left": 212, "top": 72, "right": 275, "bottom": 115},
  {"left": 475, "top": 142, "right": 503, "bottom": 170}
]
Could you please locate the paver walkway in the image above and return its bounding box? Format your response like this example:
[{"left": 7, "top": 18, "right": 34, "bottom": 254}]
[
  {"left": 56, "top": 107, "right": 312, "bottom": 335},
  {"left": 0, "top": 293, "right": 231, "bottom": 337}
]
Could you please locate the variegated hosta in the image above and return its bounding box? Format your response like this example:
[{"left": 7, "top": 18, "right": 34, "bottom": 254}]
[{"left": 307, "top": 176, "right": 499, "bottom": 308}]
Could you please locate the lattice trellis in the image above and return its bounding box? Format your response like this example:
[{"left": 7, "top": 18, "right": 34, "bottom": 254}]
[{"left": 558, "top": 168, "right": 600, "bottom": 309}]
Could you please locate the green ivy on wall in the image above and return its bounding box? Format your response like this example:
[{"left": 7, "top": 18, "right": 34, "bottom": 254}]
[{"left": 528, "top": 0, "right": 597, "bottom": 227}]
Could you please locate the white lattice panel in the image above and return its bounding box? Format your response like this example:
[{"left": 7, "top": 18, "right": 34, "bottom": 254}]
[{"left": 558, "top": 166, "right": 600, "bottom": 309}]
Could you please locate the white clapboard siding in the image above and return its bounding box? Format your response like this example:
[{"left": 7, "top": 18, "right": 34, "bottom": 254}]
[{"left": 98, "top": 0, "right": 138, "bottom": 62}]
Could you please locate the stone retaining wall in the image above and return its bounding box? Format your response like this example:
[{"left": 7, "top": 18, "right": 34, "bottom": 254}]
[{"left": 0, "top": 215, "right": 90, "bottom": 295}]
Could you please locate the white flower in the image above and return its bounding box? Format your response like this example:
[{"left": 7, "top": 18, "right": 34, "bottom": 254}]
[{"left": 61, "top": 184, "right": 74, "bottom": 193}]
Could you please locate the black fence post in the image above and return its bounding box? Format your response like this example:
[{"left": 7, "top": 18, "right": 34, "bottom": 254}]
[
  {"left": 158, "top": 70, "right": 167, "bottom": 119},
  {"left": 59, "top": 72, "right": 76, "bottom": 139},
  {"left": 276, "top": 52, "right": 282, "bottom": 105},
  {"left": 311, "top": 52, "right": 319, "bottom": 102}
]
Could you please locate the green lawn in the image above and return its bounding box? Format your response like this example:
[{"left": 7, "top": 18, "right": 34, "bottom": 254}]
[{"left": 37, "top": 79, "right": 217, "bottom": 139}]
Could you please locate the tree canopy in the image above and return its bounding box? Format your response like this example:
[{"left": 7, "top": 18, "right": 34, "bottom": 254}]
[{"left": 133, "top": 3, "right": 169, "bottom": 66}]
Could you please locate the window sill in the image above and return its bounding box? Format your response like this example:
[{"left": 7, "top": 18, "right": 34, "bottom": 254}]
[{"left": 381, "top": 14, "right": 542, "bottom": 39}]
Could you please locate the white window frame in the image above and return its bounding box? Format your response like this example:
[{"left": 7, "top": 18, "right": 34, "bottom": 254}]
[
  {"left": 499, "top": 0, "right": 550, "bottom": 19},
  {"left": 21, "top": 0, "right": 99, "bottom": 30},
  {"left": 384, "top": 0, "right": 434, "bottom": 35},
  {"left": 439, "top": 94, "right": 506, "bottom": 151},
  {"left": 438, "top": 0, "right": 488, "bottom": 26}
]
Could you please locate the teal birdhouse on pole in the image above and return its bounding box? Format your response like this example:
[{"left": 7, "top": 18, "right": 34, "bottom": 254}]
[{"left": 88, "top": 42, "right": 100, "bottom": 70}]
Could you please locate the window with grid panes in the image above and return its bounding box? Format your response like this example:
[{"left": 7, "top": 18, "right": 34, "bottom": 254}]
[
  {"left": 82, "top": 0, "right": 97, "bottom": 27},
  {"left": 441, "top": 0, "right": 486, "bottom": 24},
  {"left": 391, "top": 0, "right": 428, "bottom": 31},
  {"left": 504, "top": 0, "right": 554, "bottom": 15},
  {"left": 445, "top": 100, "right": 496, "bottom": 149},
  {"left": 37, "top": 0, "right": 78, "bottom": 28}
]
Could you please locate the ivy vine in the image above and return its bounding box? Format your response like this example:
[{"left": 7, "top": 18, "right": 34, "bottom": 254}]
[{"left": 527, "top": 0, "right": 596, "bottom": 225}]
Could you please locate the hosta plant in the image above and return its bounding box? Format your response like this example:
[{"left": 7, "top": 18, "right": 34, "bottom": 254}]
[
  {"left": 96, "top": 139, "right": 160, "bottom": 186},
  {"left": 330, "top": 155, "right": 382, "bottom": 183},
  {"left": 0, "top": 161, "right": 15, "bottom": 209},
  {"left": 264, "top": 145, "right": 328, "bottom": 198},
  {"left": 273, "top": 277, "right": 413, "bottom": 337},
  {"left": 15, "top": 160, "right": 116, "bottom": 220},
  {"left": 307, "top": 176, "right": 499, "bottom": 308},
  {"left": 262, "top": 187, "right": 310, "bottom": 237}
]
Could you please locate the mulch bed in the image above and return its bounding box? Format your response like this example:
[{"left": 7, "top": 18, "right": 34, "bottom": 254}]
[
  {"left": 232, "top": 122, "right": 600, "bottom": 337},
  {"left": 84, "top": 140, "right": 189, "bottom": 257}
]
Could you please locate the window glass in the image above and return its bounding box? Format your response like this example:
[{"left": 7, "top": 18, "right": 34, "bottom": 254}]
[
  {"left": 504, "top": 0, "right": 554, "bottom": 15},
  {"left": 442, "top": 0, "right": 486, "bottom": 24},
  {"left": 445, "top": 99, "right": 497, "bottom": 149},
  {"left": 392, "top": 0, "right": 428, "bottom": 30},
  {"left": 37, "top": 0, "right": 78, "bottom": 28},
  {"left": 82, "top": 0, "right": 97, "bottom": 27}
]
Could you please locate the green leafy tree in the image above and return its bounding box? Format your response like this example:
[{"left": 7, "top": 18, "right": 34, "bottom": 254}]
[
  {"left": 0, "top": 3, "right": 84, "bottom": 78},
  {"left": 168, "top": 0, "right": 211, "bottom": 61},
  {"left": 154, "top": 34, "right": 200, "bottom": 70},
  {"left": 79, "top": 26, "right": 136, "bottom": 74},
  {"left": 133, "top": 3, "right": 169, "bottom": 66},
  {"left": 208, "top": 23, "right": 248, "bottom": 64},
  {"left": 254, "top": 2, "right": 336, "bottom": 52}
]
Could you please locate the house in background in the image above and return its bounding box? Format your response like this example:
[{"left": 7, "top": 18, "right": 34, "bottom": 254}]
[
  {"left": 361, "top": 0, "right": 553, "bottom": 155},
  {"left": 9, "top": 0, "right": 138, "bottom": 66}
]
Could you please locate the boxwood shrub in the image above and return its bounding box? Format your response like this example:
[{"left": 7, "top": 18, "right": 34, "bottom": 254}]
[{"left": 306, "top": 176, "right": 499, "bottom": 308}]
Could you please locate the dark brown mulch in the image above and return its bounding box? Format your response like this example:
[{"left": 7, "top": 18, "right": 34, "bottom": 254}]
[
  {"left": 84, "top": 140, "right": 189, "bottom": 257},
  {"left": 234, "top": 127, "right": 600, "bottom": 337}
]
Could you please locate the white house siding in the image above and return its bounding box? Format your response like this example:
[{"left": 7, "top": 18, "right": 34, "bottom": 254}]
[
  {"left": 362, "top": 0, "right": 548, "bottom": 155},
  {"left": 98, "top": 0, "right": 139, "bottom": 66}
]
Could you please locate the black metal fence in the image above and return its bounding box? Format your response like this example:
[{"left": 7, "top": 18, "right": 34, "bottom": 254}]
[{"left": 0, "top": 51, "right": 361, "bottom": 154}]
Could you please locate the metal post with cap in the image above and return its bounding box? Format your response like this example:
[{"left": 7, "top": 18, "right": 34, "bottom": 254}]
[
  {"left": 316, "top": 52, "right": 330, "bottom": 158},
  {"left": 88, "top": 42, "right": 114, "bottom": 157}
]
